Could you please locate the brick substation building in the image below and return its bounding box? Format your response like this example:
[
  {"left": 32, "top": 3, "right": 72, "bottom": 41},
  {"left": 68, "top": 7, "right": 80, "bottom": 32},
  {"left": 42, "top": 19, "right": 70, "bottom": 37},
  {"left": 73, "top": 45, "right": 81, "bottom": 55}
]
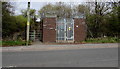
[{"left": 39, "top": 16, "right": 87, "bottom": 43}]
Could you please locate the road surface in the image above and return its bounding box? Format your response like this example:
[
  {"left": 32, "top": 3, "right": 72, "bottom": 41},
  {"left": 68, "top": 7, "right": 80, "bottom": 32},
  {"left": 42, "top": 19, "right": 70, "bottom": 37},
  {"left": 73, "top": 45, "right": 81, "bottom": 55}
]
[{"left": 2, "top": 44, "right": 118, "bottom": 67}]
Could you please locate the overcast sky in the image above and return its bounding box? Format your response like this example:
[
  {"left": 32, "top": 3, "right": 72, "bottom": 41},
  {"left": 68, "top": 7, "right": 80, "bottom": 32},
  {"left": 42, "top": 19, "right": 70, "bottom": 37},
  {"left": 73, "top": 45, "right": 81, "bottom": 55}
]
[
  {"left": 14, "top": 2, "right": 47, "bottom": 15},
  {"left": 12, "top": 0, "right": 114, "bottom": 15},
  {"left": 14, "top": 2, "right": 79, "bottom": 15},
  {"left": 13, "top": 0, "right": 88, "bottom": 15}
]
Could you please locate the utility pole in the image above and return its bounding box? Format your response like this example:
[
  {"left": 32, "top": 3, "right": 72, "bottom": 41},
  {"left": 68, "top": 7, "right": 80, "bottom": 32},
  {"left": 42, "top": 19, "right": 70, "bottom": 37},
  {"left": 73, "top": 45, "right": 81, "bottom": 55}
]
[{"left": 26, "top": 0, "right": 30, "bottom": 46}]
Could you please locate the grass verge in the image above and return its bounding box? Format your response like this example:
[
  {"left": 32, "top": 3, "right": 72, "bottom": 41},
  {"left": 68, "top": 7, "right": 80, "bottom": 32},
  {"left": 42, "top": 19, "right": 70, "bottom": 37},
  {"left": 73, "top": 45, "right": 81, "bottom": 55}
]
[
  {"left": 1, "top": 40, "right": 32, "bottom": 47},
  {"left": 83, "top": 37, "right": 118, "bottom": 43}
]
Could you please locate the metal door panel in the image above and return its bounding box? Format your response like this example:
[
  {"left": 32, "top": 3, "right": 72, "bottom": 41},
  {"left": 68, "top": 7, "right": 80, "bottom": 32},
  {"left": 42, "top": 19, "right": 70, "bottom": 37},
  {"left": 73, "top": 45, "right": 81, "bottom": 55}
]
[{"left": 56, "top": 18, "right": 74, "bottom": 42}]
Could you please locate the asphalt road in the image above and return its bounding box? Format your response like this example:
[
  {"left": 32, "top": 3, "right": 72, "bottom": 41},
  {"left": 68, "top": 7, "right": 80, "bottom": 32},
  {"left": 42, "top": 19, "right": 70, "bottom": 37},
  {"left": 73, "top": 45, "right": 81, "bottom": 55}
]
[{"left": 2, "top": 47, "right": 118, "bottom": 67}]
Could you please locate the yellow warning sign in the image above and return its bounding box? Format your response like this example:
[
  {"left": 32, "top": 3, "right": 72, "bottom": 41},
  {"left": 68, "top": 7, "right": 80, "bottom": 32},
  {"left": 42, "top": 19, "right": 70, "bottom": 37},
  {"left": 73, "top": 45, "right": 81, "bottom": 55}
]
[
  {"left": 27, "top": 22, "right": 30, "bottom": 25},
  {"left": 68, "top": 27, "right": 71, "bottom": 30}
]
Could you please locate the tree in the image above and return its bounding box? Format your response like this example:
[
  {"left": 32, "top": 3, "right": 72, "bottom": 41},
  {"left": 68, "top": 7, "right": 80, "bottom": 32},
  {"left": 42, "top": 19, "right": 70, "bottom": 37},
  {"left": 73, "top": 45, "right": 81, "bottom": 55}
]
[
  {"left": 21, "top": 9, "right": 37, "bottom": 30},
  {"left": 2, "top": 2, "right": 14, "bottom": 39},
  {"left": 2, "top": 2, "right": 27, "bottom": 40},
  {"left": 106, "top": 1, "right": 120, "bottom": 37},
  {"left": 39, "top": 2, "right": 73, "bottom": 18},
  {"left": 75, "top": 4, "right": 89, "bottom": 15},
  {"left": 85, "top": 1, "right": 112, "bottom": 38},
  {"left": 15, "top": 15, "right": 27, "bottom": 32},
  {"left": 21, "top": 9, "right": 36, "bottom": 19}
]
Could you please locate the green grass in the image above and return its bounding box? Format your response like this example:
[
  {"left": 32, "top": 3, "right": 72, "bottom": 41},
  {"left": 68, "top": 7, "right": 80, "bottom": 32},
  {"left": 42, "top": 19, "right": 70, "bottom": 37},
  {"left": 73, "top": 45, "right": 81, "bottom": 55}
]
[
  {"left": 0, "top": 41, "right": 2, "bottom": 46},
  {"left": 83, "top": 37, "right": 118, "bottom": 43},
  {"left": 1, "top": 40, "right": 32, "bottom": 47}
]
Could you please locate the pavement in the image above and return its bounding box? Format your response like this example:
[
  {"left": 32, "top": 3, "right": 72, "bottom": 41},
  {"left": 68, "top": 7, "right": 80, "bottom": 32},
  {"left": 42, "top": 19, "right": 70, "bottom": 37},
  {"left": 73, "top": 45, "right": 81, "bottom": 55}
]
[{"left": 1, "top": 43, "right": 118, "bottom": 52}]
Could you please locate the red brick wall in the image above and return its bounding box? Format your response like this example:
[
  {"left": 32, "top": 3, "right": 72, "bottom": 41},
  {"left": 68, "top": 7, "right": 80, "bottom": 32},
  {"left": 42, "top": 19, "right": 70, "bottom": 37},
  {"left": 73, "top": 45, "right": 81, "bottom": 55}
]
[
  {"left": 74, "top": 18, "right": 87, "bottom": 42},
  {"left": 42, "top": 17, "right": 56, "bottom": 42}
]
